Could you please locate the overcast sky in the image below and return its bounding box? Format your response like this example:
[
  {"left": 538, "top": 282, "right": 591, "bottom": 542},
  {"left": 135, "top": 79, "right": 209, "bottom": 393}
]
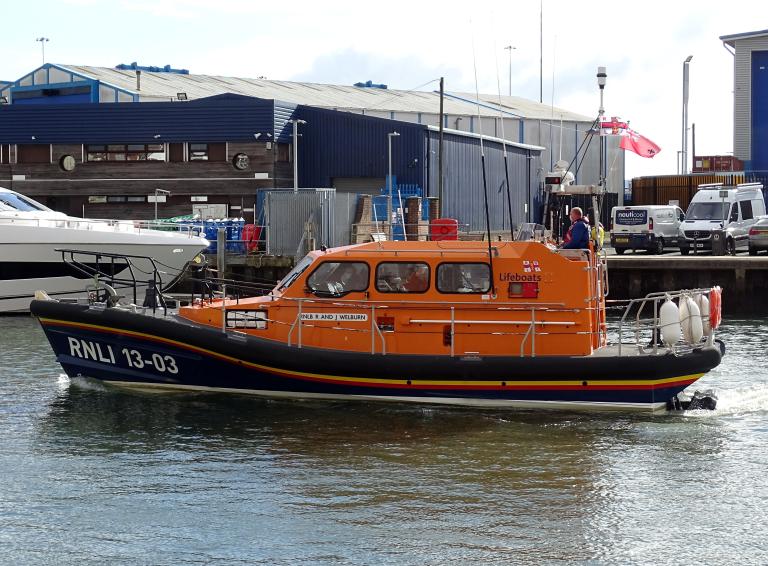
[{"left": 3, "top": 0, "right": 760, "bottom": 180}]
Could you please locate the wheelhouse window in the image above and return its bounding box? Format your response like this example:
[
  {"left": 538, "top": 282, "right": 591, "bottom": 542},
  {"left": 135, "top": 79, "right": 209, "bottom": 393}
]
[
  {"left": 375, "top": 262, "right": 430, "bottom": 293},
  {"left": 307, "top": 262, "right": 369, "bottom": 296},
  {"left": 437, "top": 263, "right": 491, "bottom": 294},
  {"left": 86, "top": 144, "right": 165, "bottom": 162},
  {"left": 277, "top": 255, "right": 314, "bottom": 291}
]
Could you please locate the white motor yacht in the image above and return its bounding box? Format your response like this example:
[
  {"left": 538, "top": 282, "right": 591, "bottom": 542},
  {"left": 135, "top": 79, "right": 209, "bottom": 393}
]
[{"left": 0, "top": 187, "right": 209, "bottom": 313}]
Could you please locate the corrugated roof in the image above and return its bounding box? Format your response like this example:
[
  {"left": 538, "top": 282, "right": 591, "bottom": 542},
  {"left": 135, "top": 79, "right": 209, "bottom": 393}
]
[
  {"left": 450, "top": 91, "right": 593, "bottom": 122},
  {"left": 720, "top": 29, "right": 768, "bottom": 46},
  {"left": 57, "top": 64, "right": 592, "bottom": 121}
]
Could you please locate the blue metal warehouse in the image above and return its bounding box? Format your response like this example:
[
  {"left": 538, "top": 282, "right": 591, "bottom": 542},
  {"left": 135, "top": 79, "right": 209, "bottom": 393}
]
[{"left": 0, "top": 93, "right": 543, "bottom": 230}]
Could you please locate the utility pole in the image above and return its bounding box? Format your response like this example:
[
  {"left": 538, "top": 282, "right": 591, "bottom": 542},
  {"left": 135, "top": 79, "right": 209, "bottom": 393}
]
[
  {"left": 504, "top": 45, "right": 516, "bottom": 97},
  {"left": 682, "top": 55, "right": 693, "bottom": 174}
]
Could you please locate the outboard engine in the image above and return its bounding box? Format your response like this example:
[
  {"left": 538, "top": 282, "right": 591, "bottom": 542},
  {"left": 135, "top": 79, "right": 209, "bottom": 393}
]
[{"left": 667, "top": 389, "right": 718, "bottom": 411}]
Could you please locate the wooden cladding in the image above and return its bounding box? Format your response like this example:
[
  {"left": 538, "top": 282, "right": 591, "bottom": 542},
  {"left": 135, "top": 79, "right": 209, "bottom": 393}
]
[
  {"left": 631, "top": 173, "right": 747, "bottom": 210},
  {"left": 17, "top": 144, "right": 50, "bottom": 164},
  {"left": 208, "top": 143, "right": 226, "bottom": 162},
  {"left": 169, "top": 143, "right": 184, "bottom": 162}
]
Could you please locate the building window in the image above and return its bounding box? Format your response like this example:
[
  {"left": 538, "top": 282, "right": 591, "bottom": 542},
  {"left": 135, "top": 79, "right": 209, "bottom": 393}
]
[
  {"left": 86, "top": 144, "right": 165, "bottom": 162},
  {"left": 189, "top": 143, "right": 209, "bottom": 161}
]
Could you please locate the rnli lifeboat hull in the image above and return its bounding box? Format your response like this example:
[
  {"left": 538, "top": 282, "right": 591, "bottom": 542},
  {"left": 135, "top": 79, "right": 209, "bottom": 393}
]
[{"left": 32, "top": 300, "right": 722, "bottom": 413}]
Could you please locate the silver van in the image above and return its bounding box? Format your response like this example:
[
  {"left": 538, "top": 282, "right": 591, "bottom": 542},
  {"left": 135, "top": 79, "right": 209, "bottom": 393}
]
[
  {"left": 610, "top": 205, "right": 685, "bottom": 254},
  {"left": 679, "top": 183, "right": 766, "bottom": 255}
]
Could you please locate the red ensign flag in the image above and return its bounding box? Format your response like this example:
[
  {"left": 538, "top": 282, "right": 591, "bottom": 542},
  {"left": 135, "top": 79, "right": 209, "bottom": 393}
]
[{"left": 619, "top": 130, "right": 661, "bottom": 158}]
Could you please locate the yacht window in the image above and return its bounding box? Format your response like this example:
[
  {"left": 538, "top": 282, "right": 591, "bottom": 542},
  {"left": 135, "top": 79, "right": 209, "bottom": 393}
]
[
  {"left": 437, "top": 263, "right": 491, "bottom": 294},
  {"left": 307, "top": 262, "right": 369, "bottom": 296},
  {"left": 0, "top": 192, "right": 49, "bottom": 212},
  {"left": 375, "top": 262, "right": 430, "bottom": 293},
  {"left": 276, "top": 255, "right": 314, "bottom": 291}
]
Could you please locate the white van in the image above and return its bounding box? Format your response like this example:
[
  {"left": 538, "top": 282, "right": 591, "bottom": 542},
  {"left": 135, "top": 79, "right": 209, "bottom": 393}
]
[
  {"left": 679, "top": 183, "right": 766, "bottom": 255},
  {"left": 610, "top": 205, "right": 685, "bottom": 254}
]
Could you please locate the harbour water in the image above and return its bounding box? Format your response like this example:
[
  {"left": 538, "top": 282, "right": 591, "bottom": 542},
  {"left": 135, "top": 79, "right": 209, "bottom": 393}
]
[{"left": 1, "top": 316, "right": 767, "bottom": 565}]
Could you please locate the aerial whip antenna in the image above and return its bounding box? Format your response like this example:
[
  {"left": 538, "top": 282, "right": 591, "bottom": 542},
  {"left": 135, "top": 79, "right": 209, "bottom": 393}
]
[{"left": 471, "top": 21, "right": 496, "bottom": 295}]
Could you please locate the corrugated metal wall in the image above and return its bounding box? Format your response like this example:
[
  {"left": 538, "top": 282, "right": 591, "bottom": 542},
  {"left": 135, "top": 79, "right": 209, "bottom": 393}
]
[
  {"left": 630, "top": 173, "right": 747, "bottom": 210},
  {"left": 273, "top": 100, "right": 298, "bottom": 143},
  {"left": 0, "top": 94, "right": 276, "bottom": 143},
  {"left": 294, "top": 105, "right": 426, "bottom": 189},
  {"left": 732, "top": 37, "right": 768, "bottom": 161},
  {"left": 426, "top": 130, "right": 542, "bottom": 232},
  {"left": 265, "top": 189, "right": 337, "bottom": 258},
  {"left": 523, "top": 119, "right": 624, "bottom": 196},
  {"left": 752, "top": 50, "right": 768, "bottom": 172}
]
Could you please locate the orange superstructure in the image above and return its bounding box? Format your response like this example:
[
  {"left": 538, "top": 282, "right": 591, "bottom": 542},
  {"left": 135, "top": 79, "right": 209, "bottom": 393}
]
[{"left": 179, "top": 240, "right": 607, "bottom": 358}]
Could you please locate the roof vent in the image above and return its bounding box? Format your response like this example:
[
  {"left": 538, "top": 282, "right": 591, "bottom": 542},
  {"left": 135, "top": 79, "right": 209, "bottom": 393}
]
[
  {"left": 353, "top": 80, "right": 387, "bottom": 89},
  {"left": 116, "top": 62, "right": 190, "bottom": 75}
]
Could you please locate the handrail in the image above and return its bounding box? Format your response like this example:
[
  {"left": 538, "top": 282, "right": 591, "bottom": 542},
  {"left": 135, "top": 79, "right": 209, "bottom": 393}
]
[
  {"left": 371, "top": 304, "right": 387, "bottom": 355},
  {"left": 279, "top": 296, "right": 568, "bottom": 309},
  {"left": 0, "top": 216, "right": 203, "bottom": 238},
  {"left": 409, "top": 318, "right": 574, "bottom": 326},
  {"left": 519, "top": 309, "right": 536, "bottom": 357},
  {"left": 617, "top": 287, "right": 714, "bottom": 356},
  {"left": 56, "top": 247, "right": 168, "bottom": 314}
]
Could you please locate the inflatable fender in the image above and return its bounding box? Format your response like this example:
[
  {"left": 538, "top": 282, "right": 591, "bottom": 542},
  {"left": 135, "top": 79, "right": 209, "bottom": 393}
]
[{"left": 659, "top": 298, "right": 681, "bottom": 347}]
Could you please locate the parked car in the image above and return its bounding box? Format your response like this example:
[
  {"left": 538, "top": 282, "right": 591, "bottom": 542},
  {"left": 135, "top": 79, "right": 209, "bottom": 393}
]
[
  {"left": 748, "top": 215, "right": 768, "bottom": 255},
  {"left": 610, "top": 205, "right": 685, "bottom": 254},
  {"left": 679, "top": 183, "right": 766, "bottom": 255}
]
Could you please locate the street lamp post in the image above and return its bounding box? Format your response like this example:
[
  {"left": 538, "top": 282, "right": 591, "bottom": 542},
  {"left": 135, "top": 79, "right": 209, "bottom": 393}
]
[
  {"left": 596, "top": 66, "right": 607, "bottom": 192},
  {"left": 36, "top": 37, "right": 49, "bottom": 64},
  {"left": 387, "top": 131, "right": 400, "bottom": 239},
  {"left": 291, "top": 119, "right": 306, "bottom": 193},
  {"left": 682, "top": 55, "right": 693, "bottom": 174},
  {"left": 504, "top": 45, "right": 516, "bottom": 97},
  {"left": 153, "top": 188, "right": 170, "bottom": 221}
]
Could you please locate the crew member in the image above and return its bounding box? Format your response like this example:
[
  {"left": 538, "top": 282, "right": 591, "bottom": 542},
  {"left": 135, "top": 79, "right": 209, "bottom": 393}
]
[{"left": 562, "top": 207, "right": 591, "bottom": 249}]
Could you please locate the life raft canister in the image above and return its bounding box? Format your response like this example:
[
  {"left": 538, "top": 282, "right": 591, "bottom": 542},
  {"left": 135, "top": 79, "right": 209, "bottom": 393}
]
[{"left": 709, "top": 286, "right": 722, "bottom": 330}]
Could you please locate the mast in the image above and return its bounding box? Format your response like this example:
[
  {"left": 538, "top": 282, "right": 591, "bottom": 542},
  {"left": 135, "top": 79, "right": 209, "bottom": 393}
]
[{"left": 438, "top": 77, "right": 444, "bottom": 218}]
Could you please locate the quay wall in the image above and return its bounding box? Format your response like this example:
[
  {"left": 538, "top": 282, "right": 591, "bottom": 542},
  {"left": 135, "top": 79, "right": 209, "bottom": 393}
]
[{"left": 606, "top": 256, "right": 768, "bottom": 315}]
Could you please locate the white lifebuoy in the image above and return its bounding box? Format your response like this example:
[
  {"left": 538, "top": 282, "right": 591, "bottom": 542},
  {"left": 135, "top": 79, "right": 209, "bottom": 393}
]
[
  {"left": 659, "top": 298, "right": 681, "bottom": 346},
  {"left": 695, "top": 293, "right": 711, "bottom": 336},
  {"left": 680, "top": 296, "right": 703, "bottom": 344}
]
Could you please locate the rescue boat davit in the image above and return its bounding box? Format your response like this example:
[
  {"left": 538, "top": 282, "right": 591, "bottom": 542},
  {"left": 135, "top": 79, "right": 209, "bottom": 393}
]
[{"left": 31, "top": 239, "right": 723, "bottom": 412}]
